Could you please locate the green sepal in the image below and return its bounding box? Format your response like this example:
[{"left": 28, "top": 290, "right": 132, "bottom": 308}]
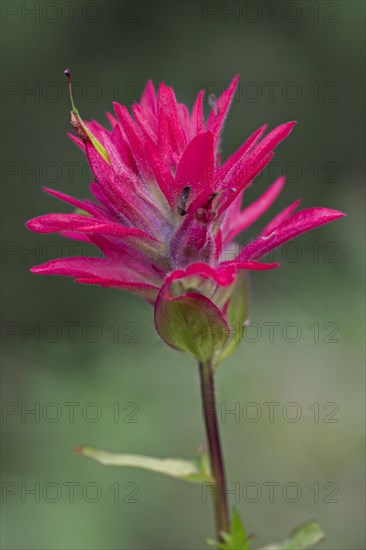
[
  {"left": 217, "top": 273, "right": 249, "bottom": 364},
  {"left": 154, "top": 292, "right": 230, "bottom": 362}
]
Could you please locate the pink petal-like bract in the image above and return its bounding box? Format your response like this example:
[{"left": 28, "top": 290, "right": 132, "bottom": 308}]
[{"left": 27, "top": 75, "right": 345, "bottom": 352}]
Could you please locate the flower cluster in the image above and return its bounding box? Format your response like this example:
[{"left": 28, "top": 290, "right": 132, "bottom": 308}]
[{"left": 27, "top": 75, "right": 344, "bottom": 360}]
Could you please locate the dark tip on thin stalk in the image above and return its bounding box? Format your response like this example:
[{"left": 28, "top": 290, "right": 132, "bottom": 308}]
[{"left": 64, "top": 67, "right": 76, "bottom": 111}]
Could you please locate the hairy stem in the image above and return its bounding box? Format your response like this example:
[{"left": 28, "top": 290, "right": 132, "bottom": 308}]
[{"left": 199, "top": 359, "right": 230, "bottom": 542}]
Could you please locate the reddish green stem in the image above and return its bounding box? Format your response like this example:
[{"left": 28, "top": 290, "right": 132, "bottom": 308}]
[{"left": 199, "top": 359, "right": 230, "bottom": 542}]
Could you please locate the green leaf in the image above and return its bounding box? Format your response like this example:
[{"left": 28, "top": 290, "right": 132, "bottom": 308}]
[
  {"left": 155, "top": 292, "right": 230, "bottom": 362},
  {"left": 260, "top": 521, "right": 325, "bottom": 550},
  {"left": 75, "top": 445, "right": 214, "bottom": 484},
  {"left": 208, "top": 507, "right": 251, "bottom": 550},
  {"left": 217, "top": 273, "right": 249, "bottom": 364}
]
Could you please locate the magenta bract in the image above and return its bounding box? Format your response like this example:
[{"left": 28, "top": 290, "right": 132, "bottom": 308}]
[{"left": 26, "top": 76, "right": 345, "bottom": 357}]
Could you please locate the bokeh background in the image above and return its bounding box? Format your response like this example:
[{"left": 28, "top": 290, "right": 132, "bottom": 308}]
[{"left": 1, "top": 1, "right": 365, "bottom": 549}]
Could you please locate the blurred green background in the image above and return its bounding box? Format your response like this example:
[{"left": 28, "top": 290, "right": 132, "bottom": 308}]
[{"left": 1, "top": 1, "right": 365, "bottom": 549}]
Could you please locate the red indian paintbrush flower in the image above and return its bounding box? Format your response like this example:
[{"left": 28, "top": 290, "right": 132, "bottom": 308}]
[{"left": 27, "top": 73, "right": 345, "bottom": 361}]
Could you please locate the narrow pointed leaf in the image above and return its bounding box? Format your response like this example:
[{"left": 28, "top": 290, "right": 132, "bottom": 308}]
[
  {"left": 260, "top": 521, "right": 325, "bottom": 550},
  {"left": 76, "top": 445, "right": 213, "bottom": 483},
  {"left": 208, "top": 507, "right": 250, "bottom": 550}
]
